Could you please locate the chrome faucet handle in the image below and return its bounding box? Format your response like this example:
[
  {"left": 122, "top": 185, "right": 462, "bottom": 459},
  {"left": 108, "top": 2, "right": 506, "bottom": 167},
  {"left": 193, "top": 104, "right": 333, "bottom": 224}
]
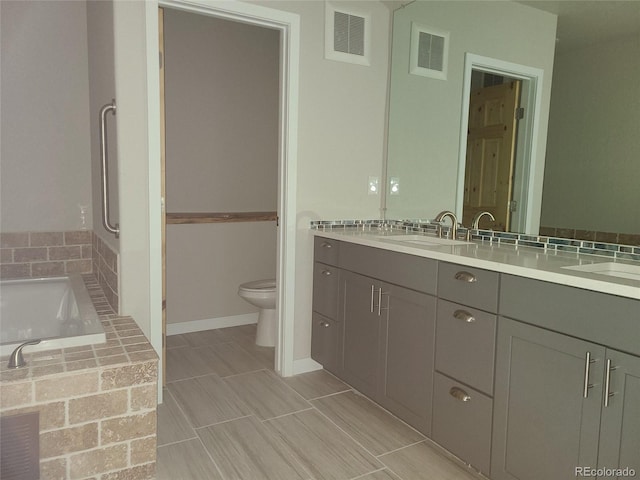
[{"left": 7, "top": 340, "right": 41, "bottom": 369}]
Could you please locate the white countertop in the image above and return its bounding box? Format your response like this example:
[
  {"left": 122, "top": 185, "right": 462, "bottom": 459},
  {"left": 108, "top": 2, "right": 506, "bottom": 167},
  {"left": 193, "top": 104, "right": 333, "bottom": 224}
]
[{"left": 313, "top": 229, "right": 640, "bottom": 300}]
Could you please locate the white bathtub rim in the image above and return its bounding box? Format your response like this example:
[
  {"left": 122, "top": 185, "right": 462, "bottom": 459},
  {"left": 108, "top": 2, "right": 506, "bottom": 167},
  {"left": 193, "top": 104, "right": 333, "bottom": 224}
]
[{"left": 0, "top": 275, "right": 106, "bottom": 357}]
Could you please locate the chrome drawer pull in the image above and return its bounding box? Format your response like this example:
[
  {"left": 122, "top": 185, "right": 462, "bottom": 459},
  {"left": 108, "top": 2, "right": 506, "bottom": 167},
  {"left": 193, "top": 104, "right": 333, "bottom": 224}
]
[
  {"left": 370, "top": 285, "right": 375, "bottom": 313},
  {"left": 319, "top": 321, "right": 330, "bottom": 328},
  {"left": 449, "top": 387, "right": 471, "bottom": 402},
  {"left": 454, "top": 271, "right": 477, "bottom": 283},
  {"left": 321, "top": 270, "right": 332, "bottom": 276},
  {"left": 453, "top": 309, "right": 476, "bottom": 323},
  {"left": 583, "top": 351, "right": 596, "bottom": 398},
  {"left": 604, "top": 359, "right": 617, "bottom": 407},
  {"left": 321, "top": 242, "right": 333, "bottom": 249}
]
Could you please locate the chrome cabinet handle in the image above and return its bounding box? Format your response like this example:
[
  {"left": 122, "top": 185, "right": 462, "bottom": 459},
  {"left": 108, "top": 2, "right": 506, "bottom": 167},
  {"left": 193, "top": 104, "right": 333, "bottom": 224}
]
[
  {"left": 604, "top": 358, "right": 617, "bottom": 407},
  {"left": 370, "top": 285, "right": 375, "bottom": 313},
  {"left": 454, "top": 271, "right": 477, "bottom": 283},
  {"left": 453, "top": 309, "right": 475, "bottom": 323},
  {"left": 449, "top": 387, "right": 471, "bottom": 402},
  {"left": 319, "top": 321, "right": 330, "bottom": 328},
  {"left": 321, "top": 242, "right": 333, "bottom": 249},
  {"left": 321, "top": 270, "right": 332, "bottom": 276},
  {"left": 378, "top": 288, "right": 382, "bottom": 316},
  {"left": 583, "top": 351, "right": 596, "bottom": 398}
]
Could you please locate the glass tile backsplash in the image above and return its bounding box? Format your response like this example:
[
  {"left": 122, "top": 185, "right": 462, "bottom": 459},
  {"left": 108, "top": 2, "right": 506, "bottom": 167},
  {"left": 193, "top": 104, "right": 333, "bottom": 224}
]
[{"left": 310, "top": 219, "right": 640, "bottom": 263}]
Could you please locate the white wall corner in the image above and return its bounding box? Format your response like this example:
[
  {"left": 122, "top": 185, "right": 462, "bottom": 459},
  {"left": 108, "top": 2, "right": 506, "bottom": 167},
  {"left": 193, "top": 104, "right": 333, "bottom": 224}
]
[{"left": 292, "top": 357, "right": 323, "bottom": 376}]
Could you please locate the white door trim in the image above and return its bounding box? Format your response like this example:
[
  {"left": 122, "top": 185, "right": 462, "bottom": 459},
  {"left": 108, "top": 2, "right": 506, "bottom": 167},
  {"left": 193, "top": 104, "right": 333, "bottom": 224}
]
[
  {"left": 456, "top": 53, "right": 544, "bottom": 234},
  {"left": 144, "top": 0, "right": 300, "bottom": 400}
]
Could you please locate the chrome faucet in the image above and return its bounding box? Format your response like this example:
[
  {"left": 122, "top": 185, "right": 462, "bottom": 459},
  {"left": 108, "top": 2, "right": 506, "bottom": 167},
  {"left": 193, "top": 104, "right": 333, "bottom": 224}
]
[
  {"left": 472, "top": 211, "right": 496, "bottom": 229},
  {"left": 468, "top": 211, "right": 496, "bottom": 240},
  {"left": 434, "top": 210, "right": 458, "bottom": 239},
  {"left": 7, "top": 340, "right": 41, "bottom": 369}
]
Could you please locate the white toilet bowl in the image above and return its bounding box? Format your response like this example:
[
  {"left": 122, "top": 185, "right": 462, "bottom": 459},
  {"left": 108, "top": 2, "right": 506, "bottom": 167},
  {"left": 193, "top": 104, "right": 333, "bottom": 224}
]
[{"left": 238, "top": 279, "right": 277, "bottom": 347}]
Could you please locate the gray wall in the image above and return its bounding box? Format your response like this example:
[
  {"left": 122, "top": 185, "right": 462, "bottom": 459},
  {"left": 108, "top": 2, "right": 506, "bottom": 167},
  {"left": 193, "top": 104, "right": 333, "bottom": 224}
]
[
  {"left": 1, "top": 0, "right": 92, "bottom": 232},
  {"left": 87, "top": 0, "right": 120, "bottom": 251},
  {"left": 164, "top": 9, "right": 279, "bottom": 325},
  {"left": 541, "top": 34, "right": 640, "bottom": 235}
]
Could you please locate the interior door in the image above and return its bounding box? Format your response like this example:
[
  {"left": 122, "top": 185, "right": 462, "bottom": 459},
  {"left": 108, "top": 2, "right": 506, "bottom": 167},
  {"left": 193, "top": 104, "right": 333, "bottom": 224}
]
[
  {"left": 464, "top": 80, "right": 521, "bottom": 231},
  {"left": 159, "top": 7, "right": 167, "bottom": 386}
]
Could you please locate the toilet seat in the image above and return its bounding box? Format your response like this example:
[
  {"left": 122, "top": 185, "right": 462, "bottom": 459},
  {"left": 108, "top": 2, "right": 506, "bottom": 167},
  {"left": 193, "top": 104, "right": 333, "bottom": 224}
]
[{"left": 239, "top": 279, "right": 276, "bottom": 293}]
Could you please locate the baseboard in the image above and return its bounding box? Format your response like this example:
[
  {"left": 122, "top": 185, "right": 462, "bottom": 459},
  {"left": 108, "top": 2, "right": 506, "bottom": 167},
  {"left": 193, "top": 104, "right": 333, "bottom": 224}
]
[
  {"left": 167, "top": 313, "right": 258, "bottom": 336},
  {"left": 292, "top": 357, "right": 323, "bottom": 375}
]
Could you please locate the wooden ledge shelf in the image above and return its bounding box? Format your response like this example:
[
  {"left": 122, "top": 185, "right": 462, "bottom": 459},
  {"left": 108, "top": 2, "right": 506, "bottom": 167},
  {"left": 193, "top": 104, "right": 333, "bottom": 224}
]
[{"left": 166, "top": 211, "right": 277, "bottom": 224}]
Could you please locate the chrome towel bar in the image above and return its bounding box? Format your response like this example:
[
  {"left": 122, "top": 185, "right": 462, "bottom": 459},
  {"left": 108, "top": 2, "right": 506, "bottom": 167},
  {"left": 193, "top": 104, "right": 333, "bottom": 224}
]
[{"left": 99, "top": 100, "right": 119, "bottom": 238}]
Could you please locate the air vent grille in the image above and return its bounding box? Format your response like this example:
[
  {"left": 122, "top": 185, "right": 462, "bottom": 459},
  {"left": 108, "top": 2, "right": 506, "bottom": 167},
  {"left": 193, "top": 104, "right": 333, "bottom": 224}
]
[
  {"left": 410, "top": 22, "right": 449, "bottom": 80},
  {"left": 334, "top": 11, "right": 365, "bottom": 56},
  {"left": 417, "top": 31, "right": 445, "bottom": 72},
  {"left": 1, "top": 413, "right": 40, "bottom": 480}
]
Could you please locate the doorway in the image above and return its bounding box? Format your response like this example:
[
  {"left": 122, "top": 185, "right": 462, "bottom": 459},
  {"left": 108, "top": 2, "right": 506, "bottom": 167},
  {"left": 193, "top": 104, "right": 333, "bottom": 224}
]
[
  {"left": 456, "top": 53, "right": 545, "bottom": 234},
  {"left": 145, "top": 1, "right": 300, "bottom": 397},
  {"left": 463, "top": 74, "right": 522, "bottom": 231}
]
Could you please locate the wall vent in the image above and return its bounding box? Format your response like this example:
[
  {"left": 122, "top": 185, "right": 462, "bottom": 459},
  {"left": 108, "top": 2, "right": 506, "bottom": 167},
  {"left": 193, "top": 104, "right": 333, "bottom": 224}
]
[
  {"left": 325, "top": 3, "right": 371, "bottom": 66},
  {"left": 1, "top": 413, "right": 40, "bottom": 480},
  {"left": 410, "top": 22, "right": 449, "bottom": 80}
]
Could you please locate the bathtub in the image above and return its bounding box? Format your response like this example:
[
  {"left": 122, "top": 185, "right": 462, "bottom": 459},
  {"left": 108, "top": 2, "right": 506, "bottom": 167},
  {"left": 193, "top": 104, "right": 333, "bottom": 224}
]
[{"left": 0, "top": 275, "right": 105, "bottom": 357}]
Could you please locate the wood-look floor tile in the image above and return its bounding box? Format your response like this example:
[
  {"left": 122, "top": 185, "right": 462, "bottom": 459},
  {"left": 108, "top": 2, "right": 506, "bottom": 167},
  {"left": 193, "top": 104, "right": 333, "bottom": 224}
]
[
  {"left": 355, "top": 469, "right": 402, "bottom": 480},
  {"left": 266, "top": 409, "right": 382, "bottom": 479},
  {"left": 168, "top": 374, "right": 252, "bottom": 428},
  {"left": 197, "top": 416, "right": 309, "bottom": 480},
  {"left": 204, "top": 342, "right": 265, "bottom": 377},
  {"left": 165, "top": 334, "right": 188, "bottom": 349},
  {"left": 156, "top": 439, "right": 223, "bottom": 480},
  {"left": 283, "top": 369, "right": 350, "bottom": 400},
  {"left": 224, "top": 370, "right": 311, "bottom": 420},
  {"left": 157, "top": 388, "right": 197, "bottom": 446},
  {"left": 235, "top": 339, "right": 275, "bottom": 370},
  {"left": 218, "top": 324, "right": 257, "bottom": 342},
  {"left": 311, "top": 391, "right": 424, "bottom": 456},
  {"left": 379, "top": 441, "right": 484, "bottom": 480},
  {"left": 165, "top": 346, "right": 218, "bottom": 383},
  {"left": 182, "top": 328, "right": 231, "bottom": 347}
]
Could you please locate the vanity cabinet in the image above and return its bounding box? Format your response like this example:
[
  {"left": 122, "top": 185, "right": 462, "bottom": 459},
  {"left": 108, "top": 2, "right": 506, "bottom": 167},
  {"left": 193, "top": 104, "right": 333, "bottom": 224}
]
[
  {"left": 492, "top": 275, "right": 640, "bottom": 480},
  {"left": 338, "top": 243, "right": 438, "bottom": 435},
  {"left": 432, "top": 263, "right": 499, "bottom": 475},
  {"left": 311, "top": 237, "right": 342, "bottom": 376}
]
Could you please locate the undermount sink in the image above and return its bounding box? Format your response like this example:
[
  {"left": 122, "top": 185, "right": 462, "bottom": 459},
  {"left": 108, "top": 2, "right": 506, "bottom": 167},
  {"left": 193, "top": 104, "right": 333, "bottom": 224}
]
[
  {"left": 376, "top": 234, "right": 473, "bottom": 247},
  {"left": 562, "top": 262, "right": 640, "bottom": 281}
]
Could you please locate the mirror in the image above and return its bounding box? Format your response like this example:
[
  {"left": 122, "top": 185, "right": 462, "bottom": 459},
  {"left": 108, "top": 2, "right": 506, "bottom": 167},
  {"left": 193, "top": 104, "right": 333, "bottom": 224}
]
[{"left": 385, "top": 0, "right": 640, "bottom": 239}]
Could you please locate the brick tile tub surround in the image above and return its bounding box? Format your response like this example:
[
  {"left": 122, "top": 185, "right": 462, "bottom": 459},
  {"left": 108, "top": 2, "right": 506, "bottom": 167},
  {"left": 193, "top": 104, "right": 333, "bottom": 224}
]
[{"left": 0, "top": 275, "right": 157, "bottom": 480}]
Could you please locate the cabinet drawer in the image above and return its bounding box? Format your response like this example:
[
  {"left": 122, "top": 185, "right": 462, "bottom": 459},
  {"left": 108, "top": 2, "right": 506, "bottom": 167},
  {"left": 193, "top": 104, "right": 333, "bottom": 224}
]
[
  {"left": 438, "top": 262, "right": 499, "bottom": 312},
  {"left": 435, "top": 300, "right": 496, "bottom": 395},
  {"left": 339, "top": 242, "right": 437, "bottom": 294},
  {"left": 500, "top": 274, "right": 640, "bottom": 356},
  {"left": 313, "top": 263, "right": 339, "bottom": 319},
  {"left": 314, "top": 236, "right": 339, "bottom": 266},
  {"left": 311, "top": 313, "right": 341, "bottom": 375},
  {"left": 432, "top": 372, "right": 492, "bottom": 475}
]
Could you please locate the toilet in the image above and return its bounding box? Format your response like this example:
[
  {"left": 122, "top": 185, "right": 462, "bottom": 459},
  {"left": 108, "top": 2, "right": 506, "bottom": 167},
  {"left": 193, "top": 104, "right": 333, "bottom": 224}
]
[{"left": 238, "top": 279, "right": 277, "bottom": 347}]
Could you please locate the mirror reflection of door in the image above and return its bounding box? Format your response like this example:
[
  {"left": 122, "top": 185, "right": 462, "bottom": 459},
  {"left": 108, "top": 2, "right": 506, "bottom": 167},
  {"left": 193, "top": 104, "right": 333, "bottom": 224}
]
[{"left": 463, "top": 76, "right": 521, "bottom": 231}]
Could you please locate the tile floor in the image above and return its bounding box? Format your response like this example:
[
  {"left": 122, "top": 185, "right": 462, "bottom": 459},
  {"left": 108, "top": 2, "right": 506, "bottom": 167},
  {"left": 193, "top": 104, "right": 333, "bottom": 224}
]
[{"left": 157, "top": 325, "right": 487, "bottom": 480}]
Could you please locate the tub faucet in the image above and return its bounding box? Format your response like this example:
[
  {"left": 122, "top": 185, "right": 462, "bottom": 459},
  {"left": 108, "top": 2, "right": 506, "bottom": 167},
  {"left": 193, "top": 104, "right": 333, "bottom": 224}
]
[
  {"left": 468, "top": 211, "right": 496, "bottom": 240},
  {"left": 434, "top": 210, "right": 458, "bottom": 239},
  {"left": 7, "top": 340, "right": 41, "bottom": 369}
]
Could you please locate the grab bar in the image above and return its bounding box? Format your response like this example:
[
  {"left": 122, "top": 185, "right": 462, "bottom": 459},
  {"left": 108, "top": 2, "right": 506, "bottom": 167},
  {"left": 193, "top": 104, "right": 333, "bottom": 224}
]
[{"left": 99, "top": 100, "right": 119, "bottom": 238}]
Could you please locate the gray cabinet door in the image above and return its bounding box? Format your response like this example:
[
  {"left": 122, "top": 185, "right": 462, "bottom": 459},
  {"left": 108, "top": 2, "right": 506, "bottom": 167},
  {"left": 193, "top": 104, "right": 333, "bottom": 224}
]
[
  {"left": 597, "top": 349, "right": 640, "bottom": 479},
  {"left": 340, "top": 270, "right": 382, "bottom": 399},
  {"left": 310, "top": 313, "right": 341, "bottom": 375},
  {"left": 378, "top": 283, "right": 436, "bottom": 435},
  {"left": 492, "top": 317, "right": 605, "bottom": 480}
]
